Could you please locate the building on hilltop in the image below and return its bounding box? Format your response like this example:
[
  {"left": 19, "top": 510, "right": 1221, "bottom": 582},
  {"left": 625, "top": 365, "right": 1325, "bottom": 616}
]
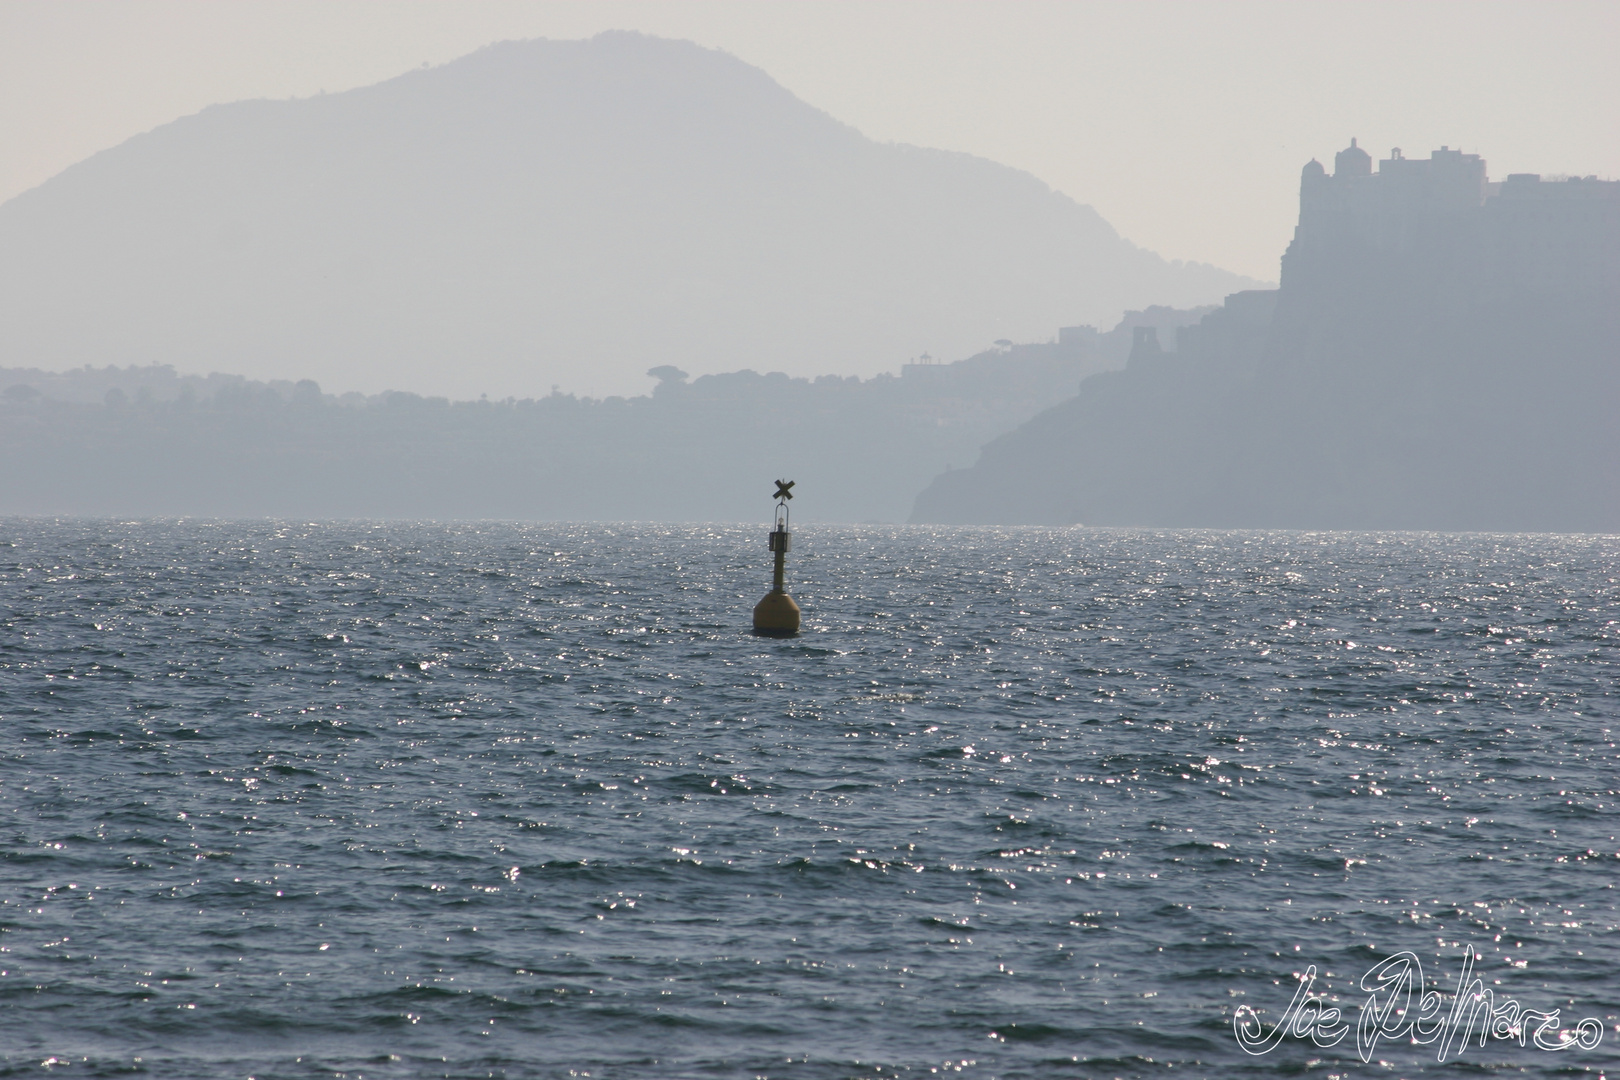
[
  {"left": 1291, "top": 142, "right": 1487, "bottom": 268},
  {"left": 1269, "top": 139, "right": 1619, "bottom": 373},
  {"left": 1288, "top": 138, "right": 1616, "bottom": 266}
]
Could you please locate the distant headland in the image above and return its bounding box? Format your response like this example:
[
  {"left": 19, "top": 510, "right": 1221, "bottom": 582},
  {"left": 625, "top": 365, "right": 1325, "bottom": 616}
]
[{"left": 911, "top": 142, "right": 1619, "bottom": 532}]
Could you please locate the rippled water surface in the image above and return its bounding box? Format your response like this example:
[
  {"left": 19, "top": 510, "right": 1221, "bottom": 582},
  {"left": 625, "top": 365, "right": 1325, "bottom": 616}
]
[{"left": 1, "top": 520, "right": 1616, "bottom": 1079}]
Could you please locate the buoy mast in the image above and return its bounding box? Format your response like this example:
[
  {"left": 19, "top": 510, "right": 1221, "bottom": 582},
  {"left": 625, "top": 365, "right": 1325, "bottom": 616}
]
[{"left": 752, "top": 479, "right": 801, "bottom": 636}]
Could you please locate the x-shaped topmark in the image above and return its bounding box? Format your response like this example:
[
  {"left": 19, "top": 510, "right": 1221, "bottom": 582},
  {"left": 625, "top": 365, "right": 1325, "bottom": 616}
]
[{"left": 774, "top": 479, "right": 795, "bottom": 501}]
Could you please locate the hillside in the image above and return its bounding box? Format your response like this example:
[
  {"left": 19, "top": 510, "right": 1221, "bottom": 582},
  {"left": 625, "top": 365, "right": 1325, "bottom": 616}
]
[
  {"left": 0, "top": 32, "right": 1260, "bottom": 401},
  {"left": 1, "top": 305, "right": 1207, "bottom": 522}
]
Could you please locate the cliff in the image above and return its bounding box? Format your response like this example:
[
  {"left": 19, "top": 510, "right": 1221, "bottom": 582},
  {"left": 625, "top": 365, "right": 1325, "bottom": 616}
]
[{"left": 911, "top": 145, "right": 1620, "bottom": 531}]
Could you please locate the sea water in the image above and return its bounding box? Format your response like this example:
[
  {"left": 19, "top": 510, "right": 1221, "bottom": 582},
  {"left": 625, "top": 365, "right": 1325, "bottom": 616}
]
[{"left": 0, "top": 521, "right": 1614, "bottom": 1078}]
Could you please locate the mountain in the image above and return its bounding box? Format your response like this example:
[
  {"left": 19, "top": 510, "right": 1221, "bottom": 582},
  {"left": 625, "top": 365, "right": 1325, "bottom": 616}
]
[
  {"left": 911, "top": 146, "right": 1620, "bottom": 531},
  {"left": 0, "top": 32, "right": 1261, "bottom": 400}
]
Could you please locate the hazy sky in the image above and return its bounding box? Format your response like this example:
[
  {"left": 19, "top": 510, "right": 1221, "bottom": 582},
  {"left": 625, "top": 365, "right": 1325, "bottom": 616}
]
[{"left": 3, "top": 0, "right": 1616, "bottom": 279}]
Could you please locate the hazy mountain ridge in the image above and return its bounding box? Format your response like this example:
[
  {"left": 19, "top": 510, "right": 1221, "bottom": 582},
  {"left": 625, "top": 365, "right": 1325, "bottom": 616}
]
[
  {"left": 2, "top": 304, "right": 1207, "bottom": 522},
  {"left": 0, "top": 32, "right": 1261, "bottom": 401}
]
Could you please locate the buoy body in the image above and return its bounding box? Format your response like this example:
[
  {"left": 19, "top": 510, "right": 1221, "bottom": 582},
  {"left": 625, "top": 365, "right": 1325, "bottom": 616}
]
[
  {"left": 752, "top": 589, "right": 800, "bottom": 637},
  {"left": 752, "top": 516, "right": 801, "bottom": 636}
]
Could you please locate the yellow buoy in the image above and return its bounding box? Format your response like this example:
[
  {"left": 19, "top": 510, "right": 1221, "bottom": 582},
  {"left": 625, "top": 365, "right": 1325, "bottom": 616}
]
[{"left": 753, "top": 479, "right": 801, "bottom": 637}]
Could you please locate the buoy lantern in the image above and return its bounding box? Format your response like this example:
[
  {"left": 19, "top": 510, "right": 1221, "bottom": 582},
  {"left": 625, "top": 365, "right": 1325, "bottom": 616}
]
[{"left": 752, "top": 479, "right": 801, "bottom": 637}]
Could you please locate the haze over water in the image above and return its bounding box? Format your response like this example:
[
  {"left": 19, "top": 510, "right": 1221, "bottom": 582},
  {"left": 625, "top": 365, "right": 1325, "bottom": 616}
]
[{"left": 1, "top": 520, "right": 1615, "bottom": 1078}]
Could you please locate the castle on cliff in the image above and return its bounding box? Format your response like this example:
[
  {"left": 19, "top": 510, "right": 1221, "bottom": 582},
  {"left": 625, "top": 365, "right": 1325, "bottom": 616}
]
[
  {"left": 1143, "top": 140, "right": 1619, "bottom": 376},
  {"left": 1262, "top": 140, "right": 1620, "bottom": 372},
  {"left": 913, "top": 137, "right": 1619, "bottom": 530},
  {"left": 1283, "top": 139, "right": 1618, "bottom": 304}
]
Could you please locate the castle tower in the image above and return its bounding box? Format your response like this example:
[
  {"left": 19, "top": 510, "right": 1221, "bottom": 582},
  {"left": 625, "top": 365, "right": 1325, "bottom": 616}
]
[
  {"left": 1128, "top": 325, "right": 1163, "bottom": 363},
  {"left": 1334, "top": 137, "right": 1372, "bottom": 178}
]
